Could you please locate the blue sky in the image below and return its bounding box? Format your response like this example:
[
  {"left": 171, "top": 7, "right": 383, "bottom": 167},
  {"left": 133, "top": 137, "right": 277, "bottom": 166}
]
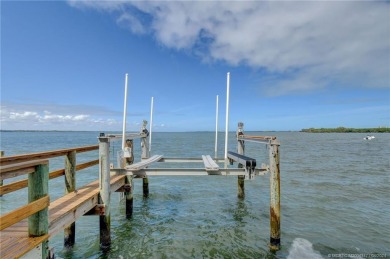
[{"left": 1, "top": 1, "right": 389, "bottom": 132}]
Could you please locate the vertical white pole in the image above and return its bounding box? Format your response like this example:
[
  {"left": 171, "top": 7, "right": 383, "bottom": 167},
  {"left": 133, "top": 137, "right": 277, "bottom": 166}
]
[
  {"left": 149, "top": 97, "right": 154, "bottom": 153},
  {"left": 214, "top": 95, "right": 219, "bottom": 158},
  {"left": 122, "top": 73, "right": 129, "bottom": 149},
  {"left": 224, "top": 72, "right": 230, "bottom": 162}
]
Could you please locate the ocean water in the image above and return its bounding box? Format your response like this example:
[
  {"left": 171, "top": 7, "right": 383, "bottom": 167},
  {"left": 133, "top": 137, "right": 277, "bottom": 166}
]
[{"left": 0, "top": 131, "right": 389, "bottom": 259}]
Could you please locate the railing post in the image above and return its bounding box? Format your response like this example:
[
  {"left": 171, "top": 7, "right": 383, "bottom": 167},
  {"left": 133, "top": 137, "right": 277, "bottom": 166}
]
[
  {"left": 0, "top": 151, "right": 4, "bottom": 197},
  {"left": 269, "top": 140, "right": 281, "bottom": 251},
  {"left": 237, "top": 122, "right": 245, "bottom": 199},
  {"left": 28, "top": 161, "right": 49, "bottom": 258},
  {"left": 64, "top": 151, "right": 76, "bottom": 247},
  {"left": 98, "top": 134, "right": 111, "bottom": 249},
  {"left": 141, "top": 120, "right": 150, "bottom": 198}
]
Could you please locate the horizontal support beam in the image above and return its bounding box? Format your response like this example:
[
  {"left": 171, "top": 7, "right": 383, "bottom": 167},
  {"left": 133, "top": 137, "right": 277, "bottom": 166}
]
[
  {"left": 0, "top": 159, "right": 99, "bottom": 196},
  {"left": 0, "top": 160, "right": 49, "bottom": 180},
  {"left": 238, "top": 135, "right": 280, "bottom": 145},
  {"left": 102, "top": 133, "right": 147, "bottom": 141},
  {"left": 158, "top": 157, "right": 225, "bottom": 163},
  {"left": 84, "top": 204, "right": 105, "bottom": 216},
  {"left": 111, "top": 168, "right": 267, "bottom": 177},
  {"left": 0, "top": 145, "right": 98, "bottom": 166},
  {"left": 115, "top": 184, "right": 131, "bottom": 192},
  {"left": 0, "top": 195, "right": 50, "bottom": 230}
]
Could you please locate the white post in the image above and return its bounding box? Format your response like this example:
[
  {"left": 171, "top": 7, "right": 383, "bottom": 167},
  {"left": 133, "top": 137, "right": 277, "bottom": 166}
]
[
  {"left": 149, "top": 97, "right": 154, "bottom": 153},
  {"left": 122, "top": 73, "right": 129, "bottom": 149},
  {"left": 224, "top": 72, "right": 230, "bottom": 162},
  {"left": 214, "top": 95, "right": 219, "bottom": 159}
]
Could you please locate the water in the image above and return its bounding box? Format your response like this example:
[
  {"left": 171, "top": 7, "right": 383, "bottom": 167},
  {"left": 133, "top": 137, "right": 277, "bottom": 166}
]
[{"left": 0, "top": 131, "right": 389, "bottom": 258}]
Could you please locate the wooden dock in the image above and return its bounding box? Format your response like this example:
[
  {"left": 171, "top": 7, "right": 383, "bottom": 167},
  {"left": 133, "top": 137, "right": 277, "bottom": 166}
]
[{"left": 0, "top": 123, "right": 281, "bottom": 258}]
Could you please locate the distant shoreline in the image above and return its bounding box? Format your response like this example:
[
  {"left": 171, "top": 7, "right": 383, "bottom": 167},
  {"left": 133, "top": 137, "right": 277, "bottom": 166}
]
[
  {"left": 301, "top": 127, "right": 390, "bottom": 133},
  {"left": 1, "top": 128, "right": 389, "bottom": 133}
]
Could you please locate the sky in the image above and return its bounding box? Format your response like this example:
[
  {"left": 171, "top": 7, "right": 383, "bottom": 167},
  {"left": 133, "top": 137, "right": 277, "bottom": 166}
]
[{"left": 1, "top": 1, "right": 389, "bottom": 132}]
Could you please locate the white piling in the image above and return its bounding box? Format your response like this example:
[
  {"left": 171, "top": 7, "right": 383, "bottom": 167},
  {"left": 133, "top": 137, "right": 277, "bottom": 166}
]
[
  {"left": 122, "top": 73, "right": 129, "bottom": 149},
  {"left": 215, "top": 95, "right": 219, "bottom": 159},
  {"left": 149, "top": 97, "right": 154, "bottom": 153},
  {"left": 224, "top": 72, "right": 230, "bottom": 162}
]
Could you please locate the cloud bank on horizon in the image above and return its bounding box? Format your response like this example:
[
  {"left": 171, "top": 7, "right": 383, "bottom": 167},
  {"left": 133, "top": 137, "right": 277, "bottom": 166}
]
[{"left": 68, "top": 0, "right": 389, "bottom": 96}]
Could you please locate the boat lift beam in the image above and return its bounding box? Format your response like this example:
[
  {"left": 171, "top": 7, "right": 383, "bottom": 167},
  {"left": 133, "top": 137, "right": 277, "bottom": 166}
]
[
  {"left": 227, "top": 151, "right": 257, "bottom": 180},
  {"left": 111, "top": 167, "right": 267, "bottom": 177}
]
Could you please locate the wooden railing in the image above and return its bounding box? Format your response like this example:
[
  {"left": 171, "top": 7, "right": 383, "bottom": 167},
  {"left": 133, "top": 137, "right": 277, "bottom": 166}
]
[
  {"left": 0, "top": 145, "right": 99, "bottom": 196},
  {"left": 0, "top": 145, "right": 100, "bottom": 258}
]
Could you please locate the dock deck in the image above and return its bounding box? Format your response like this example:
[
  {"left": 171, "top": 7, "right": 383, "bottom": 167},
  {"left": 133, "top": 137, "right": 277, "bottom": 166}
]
[{"left": 0, "top": 175, "right": 125, "bottom": 259}]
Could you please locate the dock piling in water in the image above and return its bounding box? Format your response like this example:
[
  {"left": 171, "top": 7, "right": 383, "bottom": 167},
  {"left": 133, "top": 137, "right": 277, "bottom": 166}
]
[
  {"left": 237, "top": 122, "right": 245, "bottom": 199},
  {"left": 98, "top": 134, "right": 111, "bottom": 249},
  {"left": 141, "top": 120, "right": 150, "bottom": 198},
  {"left": 64, "top": 151, "right": 76, "bottom": 247},
  {"left": 269, "top": 140, "right": 281, "bottom": 251}
]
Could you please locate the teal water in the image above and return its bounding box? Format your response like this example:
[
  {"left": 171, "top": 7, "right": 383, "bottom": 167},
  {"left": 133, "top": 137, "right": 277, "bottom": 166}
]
[{"left": 0, "top": 131, "right": 389, "bottom": 258}]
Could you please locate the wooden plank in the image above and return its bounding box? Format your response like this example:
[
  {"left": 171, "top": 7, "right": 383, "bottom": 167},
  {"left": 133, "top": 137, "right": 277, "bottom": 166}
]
[
  {"left": 49, "top": 175, "right": 124, "bottom": 237},
  {"left": 0, "top": 234, "right": 49, "bottom": 259},
  {"left": 0, "top": 145, "right": 98, "bottom": 166},
  {"left": 125, "top": 155, "right": 163, "bottom": 171},
  {"left": 0, "top": 159, "right": 48, "bottom": 180},
  {"left": 49, "top": 194, "right": 99, "bottom": 237},
  {"left": 0, "top": 159, "right": 99, "bottom": 195},
  {"left": 0, "top": 195, "right": 50, "bottom": 231},
  {"left": 202, "top": 155, "right": 219, "bottom": 171},
  {"left": 76, "top": 159, "right": 99, "bottom": 171}
]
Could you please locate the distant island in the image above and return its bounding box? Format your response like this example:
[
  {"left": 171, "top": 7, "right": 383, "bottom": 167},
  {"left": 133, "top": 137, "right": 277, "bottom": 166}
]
[{"left": 301, "top": 127, "right": 390, "bottom": 133}]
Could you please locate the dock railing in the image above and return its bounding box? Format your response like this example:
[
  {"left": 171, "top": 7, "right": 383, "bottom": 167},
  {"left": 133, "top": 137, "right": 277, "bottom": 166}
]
[{"left": 0, "top": 145, "right": 99, "bottom": 258}]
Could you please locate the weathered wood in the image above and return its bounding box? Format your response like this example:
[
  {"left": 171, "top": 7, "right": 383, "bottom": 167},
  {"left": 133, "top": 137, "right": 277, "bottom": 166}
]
[
  {"left": 0, "top": 145, "right": 98, "bottom": 166},
  {"left": 0, "top": 159, "right": 48, "bottom": 180},
  {"left": 0, "top": 195, "right": 50, "bottom": 231},
  {"left": 125, "top": 176, "right": 133, "bottom": 218},
  {"left": 75, "top": 159, "right": 99, "bottom": 171},
  {"left": 84, "top": 204, "right": 105, "bottom": 216},
  {"left": 237, "top": 123, "right": 245, "bottom": 199},
  {"left": 0, "top": 159, "right": 99, "bottom": 195},
  {"left": 269, "top": 140, "right": 281, "bottom": 251},
  {"left": 0, "top": 234, "right": 49, "bottom": 259},
  {"left": 143, "top": 177, "right": 149, "bottom": 198},
  {"left": 98, "top": 136, "right": 111, "bottom": 249},
  {"left": 49, "top": 175, "right": 124, "bottom": 238},
  {"left": 28, "top": 163, "right": 49, "bottom": 240},
  {"left": 64, "top": 151, "right": 76, "bottom": 247},
  {"left": 141, "top": 121, "right": 150, "bottom": 159}
]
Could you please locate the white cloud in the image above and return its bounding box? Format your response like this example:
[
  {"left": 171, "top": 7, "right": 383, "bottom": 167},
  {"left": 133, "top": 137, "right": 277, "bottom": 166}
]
[
  {"left": 69, "top": 0, "right": 390, "bottom": 95},
  {"left": 0, "top": 104, "right": 123, "bottom": 131}
]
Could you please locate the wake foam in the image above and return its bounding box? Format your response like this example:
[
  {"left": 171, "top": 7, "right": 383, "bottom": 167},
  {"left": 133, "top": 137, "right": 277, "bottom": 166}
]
[{"left": 287, "top": 238, "right": 323, "bottom": 259}]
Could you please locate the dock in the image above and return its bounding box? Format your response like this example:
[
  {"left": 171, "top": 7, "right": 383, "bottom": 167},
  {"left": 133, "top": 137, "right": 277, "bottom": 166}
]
[{"left": 0, "top": 122, "right": 281, "bottom": 258}]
